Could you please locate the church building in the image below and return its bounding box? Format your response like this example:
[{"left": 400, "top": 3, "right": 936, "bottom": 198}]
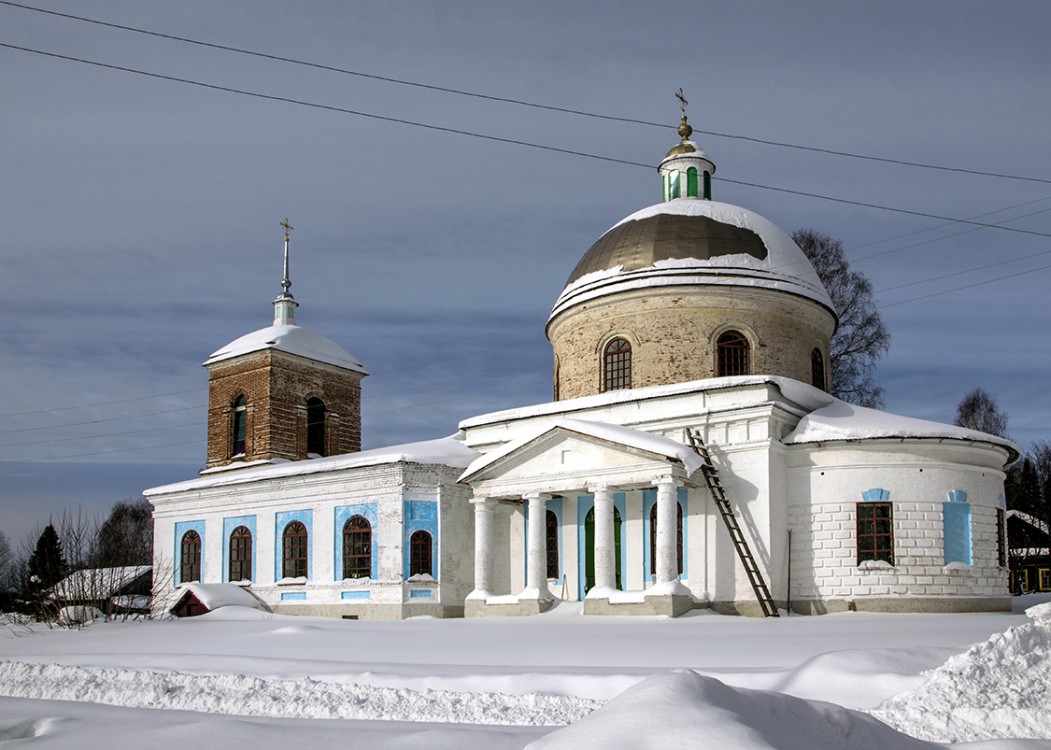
[{"left": 147, "top": 108, "right": 1016, "bottom": 618}]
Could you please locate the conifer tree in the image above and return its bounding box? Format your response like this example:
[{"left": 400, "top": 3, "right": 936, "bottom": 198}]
[{"left": 27, "top": 523, "right": 67, "bottom": 591}]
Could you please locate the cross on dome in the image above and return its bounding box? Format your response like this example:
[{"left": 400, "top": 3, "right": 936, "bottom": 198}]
[{"left": 659, "top": 90, "right": 714, "bottom": 201}]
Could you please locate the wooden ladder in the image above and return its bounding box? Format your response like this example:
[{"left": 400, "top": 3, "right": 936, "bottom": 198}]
[{"left": 687, "top": 430, "right": 779, "bottom": 618}]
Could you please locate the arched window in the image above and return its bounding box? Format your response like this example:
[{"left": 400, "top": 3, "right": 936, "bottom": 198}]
[
  {"left": 409, "top": 530, "right": 433, "bottom": 577},
  {"left": 180, "top": 530, "right": 201, "bottom": 583},
  {"left": 603, "top": 338, "right": 632, "bottom": 392},
  {"left": 811, "top": 348, "right": 826, "bottom": 391},
  {"left": 669, "top": 171, "right": 681, "bottom": 199},
  {"left": 342, "top": 516, "right": 372, "bottom": 579},
  {"left": 545, "top": 510, "right": 559, "bottom": 580},
  {"left": 686, "top": 167, "right": 699, "bottom": 198},
  {"left": 649, "top": 502, "right": 684, "bottom": 577},
  {"left": 282, "top": 521, "right": 308, "bottom": 579},
  {"left": 306, "top": 397, "right": 326, "bottom": 456},
  {"left": 231, "top": 395, "right": 247, "bottom": 456},
  {"left": 716, "top": 331, "right": 750, "bottom": 377},
  {"left": 228, "top": 525, "right": 252, "bottom": 582},
  {"left": 703, "top": 170, "right": 712, "bottom": 200}
]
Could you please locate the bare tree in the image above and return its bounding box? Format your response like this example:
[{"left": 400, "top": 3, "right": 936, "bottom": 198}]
[
  {"left": 0, "top": 531, "right": 15, "bottom": 611},
  {"left": 92, "top": 497, "right": 153, "bottom": 568},
  {"left": 793, "top": 229, "right": 890, "bottom": 408},
  {"left": 954, "top": 386, "right": 1009, "bottom": 438}
]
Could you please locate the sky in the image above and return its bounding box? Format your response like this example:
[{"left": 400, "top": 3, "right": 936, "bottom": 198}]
[{"left": 2, "top": 1, "right": 1050, "bottom": 548}]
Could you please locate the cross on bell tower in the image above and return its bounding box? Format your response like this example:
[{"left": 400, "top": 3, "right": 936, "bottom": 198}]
[{"left": 274, "top": 218, "right": 299, "bottom": 326}]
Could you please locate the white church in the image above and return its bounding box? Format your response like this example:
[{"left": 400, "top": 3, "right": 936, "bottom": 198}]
[{"left": 147, "top": 110, "right": 1016, "bottom": 618}]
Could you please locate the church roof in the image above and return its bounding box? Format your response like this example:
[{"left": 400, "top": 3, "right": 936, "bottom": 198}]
[
  {"left": 204, "top": 323, "right": 368, "bottom": 374},
  {"left": 145, "top": 436, "right": 478, "bottom": 495},
  {"left": 783, "top": 398, "right": 1019, "bottom": 461},
  {"left": 550, "top": 199, "right": 834, "bottom": 321}
]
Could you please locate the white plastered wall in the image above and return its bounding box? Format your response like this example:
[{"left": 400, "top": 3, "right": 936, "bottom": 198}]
[{"left": 785, "top": 440, "right": 1011, "bottom": 612}]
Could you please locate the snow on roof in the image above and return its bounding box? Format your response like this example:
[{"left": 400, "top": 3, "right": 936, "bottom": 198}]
[
  {"left": 1007, "top": 510, "right": 1049, "bottom": 534},
  {"left": 460, "top": 375, "right": 830, "bottom": 430},
  {"left": 784, "top": 398, "right": 1018, "bottom": 459},
  {"left": 550, "top": 199, "right": 833, "bottom": 320},
  {"left": 51, "top": 566, "right": 151, "bottom": 599},
  {"left": 459, "top": 418, "right": 704, "bottom": 482},
  {"left": 145, "top": 436, "right": 479, "bottom": 496},
  {"left": 204, "top": 324, "right": 367, "bottom": 373},
  {"left": 461, "top": 374, "right": 1015, "bottom": 462},
  {"left": 176, "top": 583, "right": 270, "bottom": 612}
]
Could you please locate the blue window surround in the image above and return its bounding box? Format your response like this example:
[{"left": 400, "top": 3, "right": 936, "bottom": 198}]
[
  {"left": 403, "top": 501, "right": 438, "bottom": 580},
  {"left": 943, "top": 490, "right": 973, "bottom": 566},
  {"left": 222, "top": 514, "right": 257, "bottom": 583},
  {"left": 522, "top": 498, "right": 565, "bottom": 583},
  {"left": 642, "top": 487, "right": 689, "bottom": 582},
  {"left": 576, "top": 492, "right": 627, "bottom": 602},
  {"left": 274, "top": 509, "right": 313, "bottom": 581},
  {"left": 334, "top": 503, "right": 379, "bottom": 580},
  {"left": 174, "top": 519, "right": 206, "bottom": 585},
  {"left": 861, "top": 488, "right": 890, "bottom": 502},
  {"left": 280, "top": 591, "right": 307, "bottom": 601},
  {"left": 341, "top": 590, "right": 370, "bottom": 600}
]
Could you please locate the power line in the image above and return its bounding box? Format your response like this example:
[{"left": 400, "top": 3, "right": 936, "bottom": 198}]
[
  {"left": 0, "top": 42, "right": 652, "bottom": 171},
  {"left": 879, "top": 245, "right": 1051, "bottom": 294},
  {"left": 855, "top": 205, "right": 1051, "bottom": 264},
  {"left": 0, "top": 419, "right": 203, "bottom": 449},
  {"left": 3, "top": 0, "right": 1049, "bottom": 186},
  {"left": 0, "top": 439, "right": 203, "bottom": 463},
  {"left": 878, "top": 261, "right": 1051, "bottom": 309},
  {"left": 721, "top": 176, "right": 1051, "bottom": 239},
  {"left": 847, "top": 196, "right": 1051, "bottom": 256},
  {"left": 0, "top": 405, "right": 201, "bottom": 435},
  {"left": 4, "top": 41, "right": 1051, "bottom": 242},
  {"left": 0, "top": 388, "right": 199, "bottom": 418}
]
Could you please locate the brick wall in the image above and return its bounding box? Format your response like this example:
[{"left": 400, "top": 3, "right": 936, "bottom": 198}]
[
  {"left": 547, "top": 285, "right": 835, "bottom": 401},
  {"left": 205, "top": 350, "right": 363, "bottom": 469}
]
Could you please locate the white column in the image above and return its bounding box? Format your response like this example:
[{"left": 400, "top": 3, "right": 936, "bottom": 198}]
[
  {"left": 656, "top": 478, "right": 679, "bottom": 585},
  {"left": 471, "top": 497, "right": 495, "bottom": 596},
  {"left": 525, "top": 494, "right": 549, "bottom": 595},
  {"left": 593, "top": 486, "right": 616, "bottom": 592}
]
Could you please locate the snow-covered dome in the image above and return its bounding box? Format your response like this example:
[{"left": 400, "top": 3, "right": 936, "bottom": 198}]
[
  {"left": 205, "top": 323, "right": 367, "bottom": 374},
  {"left": 545, "top": 107, "right": 838, "bottom": 402},
  {"left": 550, "top": 199, "right": 834, "bottom": 321}
]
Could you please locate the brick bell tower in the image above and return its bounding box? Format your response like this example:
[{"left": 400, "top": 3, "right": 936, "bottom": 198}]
[{"left": 202, "top": 220, "right": 367, "bottom": 472}]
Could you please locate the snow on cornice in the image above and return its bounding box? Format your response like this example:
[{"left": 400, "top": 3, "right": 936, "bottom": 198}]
[
  {"left": 550, "top": 199, "right": 833, "bottom": 320},
  {"left": 460, "top": 375, "right": 828, "bottom": 430},
  {"left": 204, "top": 324, "right": 367, "bottom": 374},
  {"left": 783, "top": 398, "right": 1019, "bottom": 461},
  {"left": 144, "top": 436, "right": 479, "bottom": 496}
]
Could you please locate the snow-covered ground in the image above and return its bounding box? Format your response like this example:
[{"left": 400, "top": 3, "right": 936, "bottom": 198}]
[{"left": 3, "top": 597, "right": 1051, "bottom": 749}]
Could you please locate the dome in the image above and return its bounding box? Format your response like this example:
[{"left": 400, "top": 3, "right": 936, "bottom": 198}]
[{"left": 549, "top": 199, "right": 835, "bottom": 322}]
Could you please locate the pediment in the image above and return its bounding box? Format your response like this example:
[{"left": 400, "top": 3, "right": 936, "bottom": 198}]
[{"left": 460, "top": 423, "right": 690, "bottom": 496}]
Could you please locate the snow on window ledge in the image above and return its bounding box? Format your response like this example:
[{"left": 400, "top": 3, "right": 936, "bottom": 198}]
[
  {"left": 944, "top": 561, "right": 973, "bottom": 571},
  {"left": 406, "top": 573, "right": 436, "bottom": 583},
  {"left": 340, "top": 577, "right": 373, "bottom": 586},
  {"left": 277, "top": 577, "right": 307, "bottom": 586},
  {"left": 856, "top": 559, "right": 894, "bottom": 571}
]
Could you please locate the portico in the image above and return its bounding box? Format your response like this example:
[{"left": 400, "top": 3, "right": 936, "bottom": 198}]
[{"left": 460, "top": 419, "right": 703, "bottom": 617}]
